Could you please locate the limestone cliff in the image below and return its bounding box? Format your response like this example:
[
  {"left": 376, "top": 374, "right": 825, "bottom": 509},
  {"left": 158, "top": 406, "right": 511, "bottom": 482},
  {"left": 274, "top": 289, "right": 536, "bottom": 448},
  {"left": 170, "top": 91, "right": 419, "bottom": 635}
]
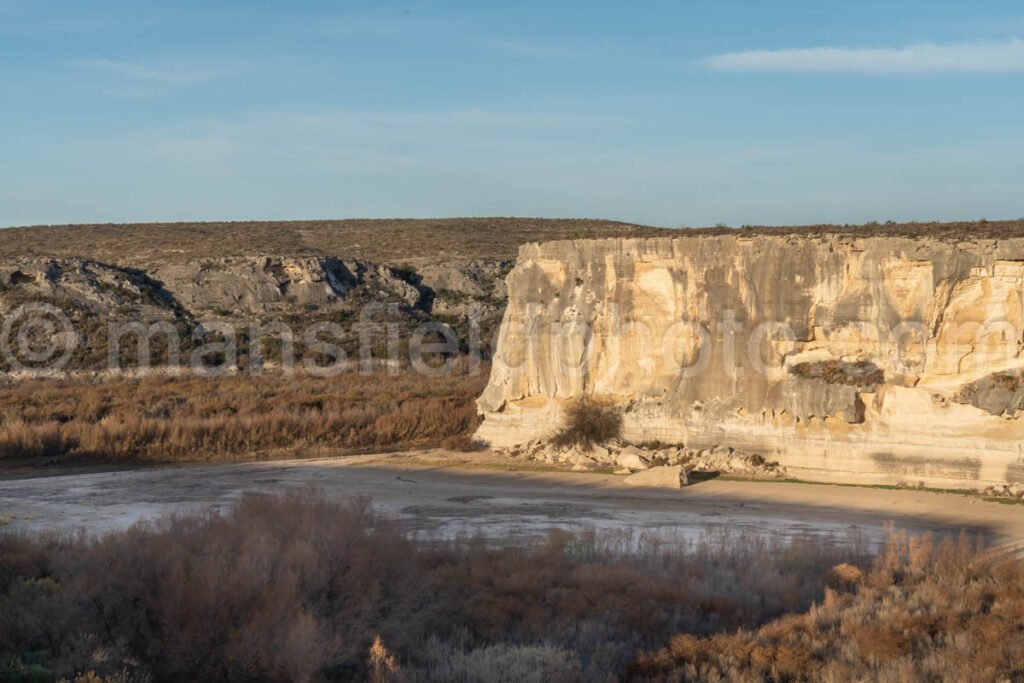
[{"left": 476, "top": 235, "right": 1024, "bottom": 489}]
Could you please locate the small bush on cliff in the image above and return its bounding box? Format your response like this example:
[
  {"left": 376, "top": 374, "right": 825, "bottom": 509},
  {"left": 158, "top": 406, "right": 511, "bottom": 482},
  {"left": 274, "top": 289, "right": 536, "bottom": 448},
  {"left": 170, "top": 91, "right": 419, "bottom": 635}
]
[
  {"left": 551, "top": 399, "right": 622, "bottom": 449},
  {"left": 956, "top": 370, "right": 1024, "bottom": 415},
  {"left": 789, "top": 359, "right": 884, "bottom": 388}
]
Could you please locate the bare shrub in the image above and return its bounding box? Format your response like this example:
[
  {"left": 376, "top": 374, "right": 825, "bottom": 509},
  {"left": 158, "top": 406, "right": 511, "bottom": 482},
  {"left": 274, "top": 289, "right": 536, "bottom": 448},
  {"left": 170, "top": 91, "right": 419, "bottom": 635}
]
[
  {"left": 368, "top": 636, "right": 400, "bottom": 683},
  {"left": 550, "top": 399, "right": 622, "bottom": 449},
  {"left": 60, "top": 492, "right": 423, "bottom": 681}
]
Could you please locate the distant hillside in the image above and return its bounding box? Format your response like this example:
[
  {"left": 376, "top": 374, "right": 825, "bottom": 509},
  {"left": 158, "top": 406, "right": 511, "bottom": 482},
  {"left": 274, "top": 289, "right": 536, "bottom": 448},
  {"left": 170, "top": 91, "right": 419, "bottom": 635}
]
[
  {"left": 0, "top": 217, "right": 671, "bottom": 265},
  {"left": 3, "top": 217, "right": 1022, "bottom": 266}
]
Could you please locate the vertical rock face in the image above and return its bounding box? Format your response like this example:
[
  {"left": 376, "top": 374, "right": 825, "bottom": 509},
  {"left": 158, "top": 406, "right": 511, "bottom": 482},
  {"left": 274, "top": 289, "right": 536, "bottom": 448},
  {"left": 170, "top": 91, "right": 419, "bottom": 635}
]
[{"left": 476, "top": 235, "right": 1024, "bottom": 488}]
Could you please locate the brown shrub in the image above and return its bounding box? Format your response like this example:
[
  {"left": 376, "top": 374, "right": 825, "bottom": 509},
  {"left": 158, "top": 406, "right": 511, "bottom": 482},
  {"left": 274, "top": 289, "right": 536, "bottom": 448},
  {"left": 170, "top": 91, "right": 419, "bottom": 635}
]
[
  {"left": 829, "top": 562, "right": 864, "bottom": 587},
  {"left": 550, "top": 399, "right": 622, "bottom": 449},
  {"left": 668, "top": 633, "right": 704, "bottom": 661}
]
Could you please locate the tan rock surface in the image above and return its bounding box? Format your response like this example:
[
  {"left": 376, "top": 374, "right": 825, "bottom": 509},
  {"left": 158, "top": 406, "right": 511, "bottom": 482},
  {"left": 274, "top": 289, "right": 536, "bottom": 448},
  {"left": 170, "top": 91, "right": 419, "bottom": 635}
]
[
  {"left": 623, "top": 465, "right": 688, "bottom": 489},
  {"left": 477, "top": 235, "right": 1024, "bottom": 489}
]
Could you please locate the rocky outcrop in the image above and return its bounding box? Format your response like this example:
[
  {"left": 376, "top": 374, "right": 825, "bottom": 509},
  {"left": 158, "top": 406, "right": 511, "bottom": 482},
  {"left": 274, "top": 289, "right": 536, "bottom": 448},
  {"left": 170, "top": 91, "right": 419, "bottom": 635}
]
[
  {"left": 149, "top": 257, "right": 359, "bottom": 316},
  {"left": 497, "top": 439, "right": 786, "bottom": 478},
  {"left": 1, "top": 255, "right": 511, "bottom": 320},
  {"left": 147, "top": 257, "right": 430, "bottom": 317},
  {"left": 624, "top": 466, "right": 688, "bottom": 489},
  {"left": 0, "top": 255, "right": 513, "bottom": 372},
  {"left": 0, "top": 259, "right": 183, "bottom": 318},
  {"left": 476, "top": 235, "right": 1024, "bottom": 489}
]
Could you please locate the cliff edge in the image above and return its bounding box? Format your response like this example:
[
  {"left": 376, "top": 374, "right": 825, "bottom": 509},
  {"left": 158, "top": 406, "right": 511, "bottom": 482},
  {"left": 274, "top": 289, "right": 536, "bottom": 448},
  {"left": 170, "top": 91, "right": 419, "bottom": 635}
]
[{"left": 476, "top": 234, "right": 1024, "bottom": 489}]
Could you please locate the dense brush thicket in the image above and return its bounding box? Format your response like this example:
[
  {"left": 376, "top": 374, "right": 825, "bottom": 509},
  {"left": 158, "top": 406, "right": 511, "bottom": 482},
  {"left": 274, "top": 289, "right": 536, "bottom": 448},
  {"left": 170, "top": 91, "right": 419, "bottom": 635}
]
[
  {"left": 631, "top": 530, "right": 1024, "bottom": 682},
  {"left": 0, "top": 367, "right": 486, "bottom": 462},
  {"left": 0, "top": 492, "right": 875, "bottom": 682}
]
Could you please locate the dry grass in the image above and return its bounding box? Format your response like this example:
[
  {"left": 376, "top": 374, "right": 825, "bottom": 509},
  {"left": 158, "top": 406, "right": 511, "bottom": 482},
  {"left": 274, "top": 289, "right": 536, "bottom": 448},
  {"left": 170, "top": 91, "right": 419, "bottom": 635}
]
[
  {"left": 0, "top": 491, "right": 870, "bottom": 682},
  {"left": 0, "top": 366, "right": 487, "bottom": 463}
]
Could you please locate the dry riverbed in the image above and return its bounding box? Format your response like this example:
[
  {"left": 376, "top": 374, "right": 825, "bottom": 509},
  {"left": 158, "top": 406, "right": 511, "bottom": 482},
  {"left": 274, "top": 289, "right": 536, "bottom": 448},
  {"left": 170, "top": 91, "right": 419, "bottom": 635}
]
[{"left": 2, "top": 450, "right": 1023, "bottom": 551}]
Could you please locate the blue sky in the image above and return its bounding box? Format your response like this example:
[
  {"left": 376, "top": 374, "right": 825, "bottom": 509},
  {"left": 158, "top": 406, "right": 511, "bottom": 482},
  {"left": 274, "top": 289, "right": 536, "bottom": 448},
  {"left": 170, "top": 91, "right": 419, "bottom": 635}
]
[{"left": 2, "top": 0, "right": 1023, "bottom": 228}]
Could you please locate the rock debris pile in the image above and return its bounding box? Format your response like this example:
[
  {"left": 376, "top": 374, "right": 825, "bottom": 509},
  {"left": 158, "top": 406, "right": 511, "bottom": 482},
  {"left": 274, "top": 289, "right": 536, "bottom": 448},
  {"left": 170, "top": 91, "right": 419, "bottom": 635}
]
[{"left": 498, "top": 440, "right": 787, "bottom": 482}]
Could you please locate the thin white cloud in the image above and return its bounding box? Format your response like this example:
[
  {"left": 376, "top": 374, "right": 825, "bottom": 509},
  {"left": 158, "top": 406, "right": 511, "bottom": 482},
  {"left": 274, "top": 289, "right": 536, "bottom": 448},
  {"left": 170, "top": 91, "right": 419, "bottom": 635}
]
[
  {"left": 140, "top": 107, "right": 607, "bottom": 176},
  {"left": 68, "top": 58, "right": 244, "bottom": 85},
  {"left": 703, "top": 39, "right": 1024, "bottom": 74}
]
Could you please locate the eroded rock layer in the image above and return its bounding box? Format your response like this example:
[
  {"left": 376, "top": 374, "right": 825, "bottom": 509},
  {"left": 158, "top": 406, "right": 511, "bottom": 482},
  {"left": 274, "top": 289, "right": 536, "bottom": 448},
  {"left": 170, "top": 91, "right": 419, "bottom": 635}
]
[{"left": 476, "top": 235, "right": 1024, "bottom": 488}]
